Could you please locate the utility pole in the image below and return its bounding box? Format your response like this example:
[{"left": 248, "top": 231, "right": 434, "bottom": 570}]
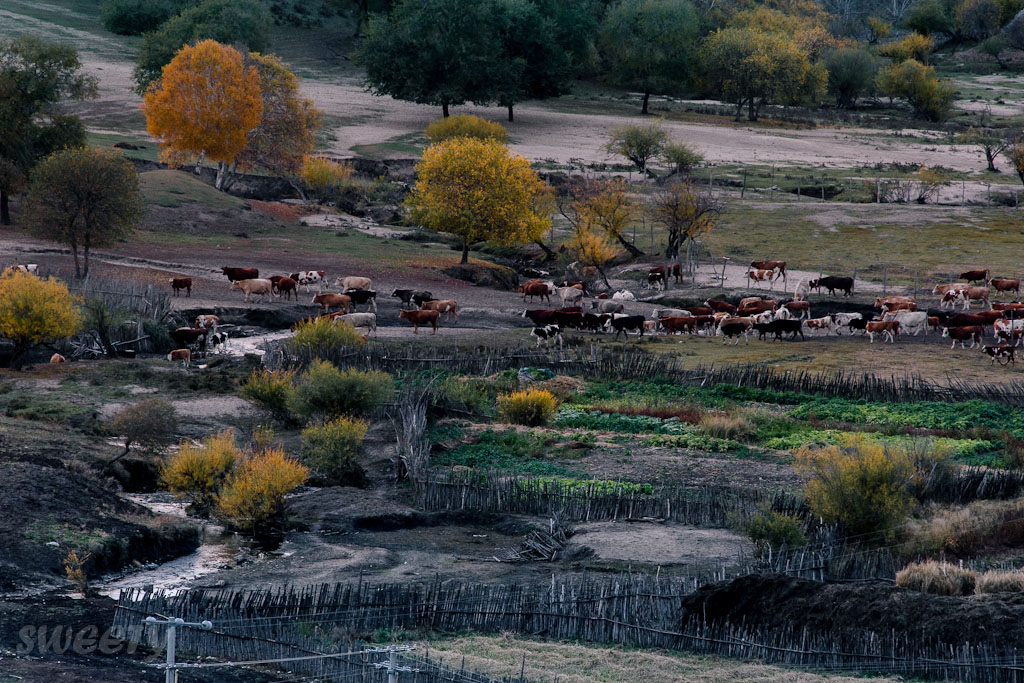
[
  {"left": 367, "top": 645, "right": 417, "bottom": 683},
  {"left": 143, "top": 616, "right": 212, "bottom": 683}
]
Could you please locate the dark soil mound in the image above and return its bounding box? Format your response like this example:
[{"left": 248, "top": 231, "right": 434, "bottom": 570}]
[{"left": 680, "top": 574, "right": 1024, "bottom": 648}]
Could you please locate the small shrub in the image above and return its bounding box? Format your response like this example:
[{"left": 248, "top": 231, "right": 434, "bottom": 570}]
[
  {"left": 240, "top": 369, "right": 297, "bottom": 424},
  {"left": 895, "top": 560, "right": 976, "bottom": 595},
  {"left": 876, "top": 59, "right": 956, "bottom": 122},
  {"left": 301, "top": 416, "right": 368, "bottom": 486},
  {"left": 217, "top": 448, "right": 308, "bottom": 538},
  {"left": 977, "top": 570, "right": 1024, "bottom": 593},
  {"left": 288, "top": 317, "right": 365, "bottom": 354},
  {"left": 64, "top": 549, "right": 92, "bottom": 596},
  {"left": 436, "top": 376, "right": 501, "bottom": 417},
  {"left": 300, "top": 155, "right": 353, "bottom": 201},
  {"left": 497, "top": 389, "right": 559, "bottom": 426},
  {"left": 661, "top": 141, "right": 704, "bottom": 176},
  {"left": 746, "top": 509, "right": 807, "bottom": 549},
  {"left": 290, "top": 361, "right": 393, "bottom": 419},
  {"left": 605, "top": 123, "right": 668, "bottom": 172},
  {"left": 699, "top": 413, "right": 755, "bottom": 441},
  {"left": 100, "top": 0, "right": 189, "bottom": 35},
  {"left": 160, "top": 430, "right": 238, "bottom": 516},
  {"left": 878, "top": 32, "right": 935, "bottom": 63},
  {"left": 108, "top": 398, "right": 178, "bottom": 456},
  {"left": 425, "top": 114, "right": 508, "bottom": 144}
]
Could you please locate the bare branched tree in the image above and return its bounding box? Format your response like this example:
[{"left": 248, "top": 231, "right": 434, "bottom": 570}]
[{"left": 649, "top": 181, "right": 723, "bottom": 261}]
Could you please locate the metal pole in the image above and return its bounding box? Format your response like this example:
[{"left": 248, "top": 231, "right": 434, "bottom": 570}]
[
  {"left": 389, "top": 648, "right": 398, "bottom": 683},
  {"left": 166, "top": 621, "right": 176, "bottom": 683}
]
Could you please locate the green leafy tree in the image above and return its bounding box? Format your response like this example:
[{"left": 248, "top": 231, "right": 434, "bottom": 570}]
[
  {"left": 959, "top": 122, "right": 1008, "bottom": 172},
  {"left": 22, "top": 148, "right": 144, "bottom": 277},
  {"left": 904, "top": 0, "right": 953, "bottom": 35},
  {"left": 699, "top": 27, "right": 826, "bottom": 122},
  {"left": 661, "top": 140, "right": 704, "bottom": 176},
  {"left": 956, "top": 0, "right": 1001, "bottom": 40},
  {"left": 599, "top": 0, "right": 699, "bottom": 115},
  {"left": 133, "top": 0, "right": 272, "bottom": 93},
  {"left": 825, "top": 47, "right": 878, "bottom": 108},
  {"left": 605, "top": 123, "right": 667, "bottom": 172},
  {"left": 980, "top": 35, "right": 1008, "bottom": 68},
  {"left": 876, "top": 59, "right": 957, "bottom": 122},
  {"left": 100, "top": 0, "right": 195, "bottom": 35},
  {"left": 0, "top": 37, "right": 96, "bottom": 225}
]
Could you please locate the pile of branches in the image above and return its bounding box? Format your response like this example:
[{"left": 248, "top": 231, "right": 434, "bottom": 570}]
[{"left": 496, "top": 513, "right": 573, "bottom": 563}]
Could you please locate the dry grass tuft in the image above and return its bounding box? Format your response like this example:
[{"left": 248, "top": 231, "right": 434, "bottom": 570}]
[
  {"left": 699, "top": 413, "right": 755, "bottom": 441},
  {"left": 977, "top": 570, "right": 1024, "bottom": 594},
  {"left": 895, "top": 560, "right": 977, "bottom": 596}
]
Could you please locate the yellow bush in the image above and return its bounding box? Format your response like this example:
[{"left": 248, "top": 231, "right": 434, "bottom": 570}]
[
  {"left": 878, "top": 32, "right": 934, "bottom": 63},
  {"left": 290, "top": 360, "right": 394, "bottom": 418},
  {"left": 424, "top": 114, "right": 508, "bottom": 144},
  {"left": 0, "top": 268, "right": 82, "bottom": 364},
  {"left": 300, "top": 155, "right": 353, "bottom": 198},
  {"left": 796, "top": 434, "right": 915, "bottom": 541},
  {"left": 240, "top": 368, "right": 297, "bottom": 423},
  {"left": 497, "top": 389, "right": 559, "bottom": 426},
  {"left": 288, "top": 317, "right": 365, "bottom": 354},
  {"left": 301, "top": 415, "right": 368, "bottom": 485},
  {"left": 160, "top": 430, "right": 238, "bottom": 515},
  {"left": 895, "top": 560, "right": 976, "bottom": 595},
  {"left": 217, "top": 448, "right": 308, "bottom": 538},
  {"left": 977, "top": 570, "right": 1024, "bottom": 594}
]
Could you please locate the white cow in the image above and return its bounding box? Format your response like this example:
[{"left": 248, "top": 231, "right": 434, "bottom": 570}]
[
  {"left": 882, "top": 310, "right": 928, "bottom": 336},
  {"left": 557, "top": 286, "right": 584, "bottom": 307},
  {"left": 612, "top": 290, "right": 636, "bottom": 301}
]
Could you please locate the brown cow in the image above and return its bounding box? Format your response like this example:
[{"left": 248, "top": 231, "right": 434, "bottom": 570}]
[
  {"left": 750, "top": 260, "right": 787, "bottom": 281},
  {"left": 983, "top": 344, "right": 1017, "bottom": 365},
  {"left": 994, "top": 302, "right": 1024, "bottom": 313},
  {"left": 942, "top": 325, "right": 983, "bottom": 349},
  {"left": 960, "top": 269, "right": 989, "bottom": 285},
  {"left": 195, "top": 314, "right": 220, "bottom": 329},
  {"left": 168, "top": 349, "right": 191, "bottom": 367},
  {"left": 170, "top": 277, "right": 192, "bottom": 297},
  {"left": 866, "top": 320, "right": 899, "bottom": 344},
  {"left": 399, "top": 309, "right": 440, "bottom": 334},
  {"left": 738, "top": 301, "right": 778, "bottom": 316},
  {"left": 221, "top": 266, "right": 258, "bottom": 282},
  {"left": 312, "top": 293, "right": 352, "bottom": 313},
  {"left": 49, "top": 353, "right": 66, "bottom": 363},
  {"left": 275, "top": 276, "right": 298, "bottom": 301},
  {"left": 943, "top": 286, "right": 990, "bottom": 311},
  {"left": 747, "top": 269, "right": 777, "bottom": 289},
  {"left": 704, "top": 299, "right": 737, "bottom": 314},
  {"left": 517, "top": 281, "right": 551, "bottom": 304},
  {"left": 989, "top": 278, "right": 1021, "bottom": 298},
  {"left": 881, "top": 301, "right": 918, "bottom": 313},
  {"left": 421, "top": 299, "right": 459, "bottom": 321},
  {"left": 875, "top": 295, "right": 914, "bottom": 309},
  {"left": 783, "top": 300, "right": 811, "bottom": 319},
  {"left": 658, "top": 316, "right": 697, "bottom": 335},
  {"left": 670, "top": 263, "right": 682, "bottom": 283}
]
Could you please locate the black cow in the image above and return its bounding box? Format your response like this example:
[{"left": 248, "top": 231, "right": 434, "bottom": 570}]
[
  {"left": 848, "top": 317, "right": 869, "bottom": 334},
  {"left": 531, "top": 324, "right": 562, "bottom": 348},
  {"left": 720, "top": 321, "right": 749, "bottom": 344},
  {"left": 582, "top": 313, "right": 611, "bottom": 332},
  {"left": 610, "top": 314, "right": 646, "bottom": 340},
  {"left": 809, "top": 276, "right": 854, "bottom": 297},
  {"left": 345, "top": 288, "right": 378, "bottom": 312},
  {"left": 553, "top": 310, "right": 583, "bottom": 329},
  {"left": 767, "top": 319, "right": 805, "bottom": 341},
  {"left": 391, "top": 289, "right": 433, "bottom": 309}
]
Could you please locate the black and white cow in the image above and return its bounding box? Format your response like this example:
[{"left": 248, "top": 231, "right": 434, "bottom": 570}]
[
  {"left": 530, "top": 324, "right": 562, "bottom": 349},
  {"left": 345, "top": 289, "right": 378, "bottom": 312}
]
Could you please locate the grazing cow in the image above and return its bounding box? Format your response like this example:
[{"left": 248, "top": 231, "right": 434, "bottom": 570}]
[
  {"left": 312, "top": 292, "right": 352, "bottom": 313},
  {"left": 14, "top": 264, "right": 38, "bottom": 274},
  {"left": 344, "top": 289, "right": 378, "bottom": 312},
  {"left": 942, "top": 325, "right": 983, "bottom": 349},
  {"left": 275, "top": 277, "right": 298, "bottom": 301},
  {"left": 421, "top": 299, "right": 460, "bottom": 321},
  {"left": 793, "top": 279, "right": 810, "bottom": 301},
  {"left": 582, "top": 313, "right": 611, "bottom": 332},
  {"left": 866, "top": 320, "right": 899, "bottom": 344},
  {"left": 882, "top": 310, "right": 928, "bottom": 336},
  {"left": 335, "top": 276, "right": 371, "bottom": 291},
  {"left": 808, "top": 276, "right": 854, "bottom": 297},
  {"left": 719, "top": 321, "right": 750, "bottom": 345},
  {"left": 945, "top": 286, "right": 991, "bottom": 311},
  {"left": 591, "top": 300, "right": 625, "bottom": 314},
  {"left": 398, "top": 309, "right": 440, "bottom": 334},
  {"left": 610, "top": 314, "right": 646, "bottom": 340},
  {"left": 49, "top": 353, "right": 65, "bottom": 363},
  {"left": 983, "top": 345, "right": 1017, "bottom": 365},
  {"left": 229, "top": 278, "right": 274, "bottom": 303},
  {"left": 670, "top": 263, "right": 682, "bottom": 283},
  {"left": 518, "top": 281, "right": 551, "bottom": 304},
  {"left": 170, "top": 277, "right": 192, "bottom": 297},
  {"left": 531, "top": 324, "right": 562, "bottom": 349},
  {"left": 647, "top": 267, "right": 666, "bottom": 290},
  {"left": 750, "top": 260, "right": 787, "bottom": 281},
  {"left": 612, "top": 290, "right": 636, "bottom": 301},
  {"left": 557, "top": 286, "right": 584, "bottom": 307},
  {"left": 290, "top": 270, "right": 326, "bottom": 292},
  {"left": 960, "top": 269, "right": 989, "bottom": 285},
  {"left": 221, "top": 266, "right": 258, "bottom": 282},
  {"left": 195, "top": 314, "right": 220, "bottom": 330},
  {"left": 804, "top": 317, "right": 836, "bottom": 335},
  {"left": 167, "top": 349, "right": 191, "bottom": 367},
  {"left": 336, "top": 313, "right": 377, "bottom": 332},
  {"left": 783, "top": 300, "right": 810, "bottom": 319},
  {"left": 704, "top": 299, "right": 737, "bottom": 314},
  {"left": 660, "top": 316, "right": 698, "bottom": 335},
  {"left": 170, "top": 327, "right": 208, "bottom": 348},
  {"left": 747, "top": 269, "right": 776, "bottom": 289},
  {"left": 989, "top": 278, "right": 1021, "bottom": 298}
]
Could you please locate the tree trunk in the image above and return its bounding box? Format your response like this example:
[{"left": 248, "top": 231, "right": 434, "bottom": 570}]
[
  {"left": 0, "top": 189, "right": 9, "bottom": 226},
  {"left": 595, "top": 265, "right": 611, "bottom": 289},
  {"left": 666, "top": 229, "right": 680, "bottom": 260},
  {"left": 71, "top": 247, "right": 81, "bottom": 278},
  {"left": 508, "top": 104, "right": 514, "bottom": 122},
  {"left": 641, "top": 91, "right": 650, "bottom": 115},
  {"left": 735, "top": 99, "right": 745, "bottom": 121},
  {"left": 748, "top": 98, "right": 758, "bottom": 122},
  {"left": 195, "top": 151, "right": 205, "bottom": 175},
  {"left": 986, "top": 148, "right": 999, "bottom": 172},
  {"left": 616, "top": 232, "right": 644, "bottom": 258},
  {"left": 533, "top": 239, "right": 557, "bottom": 261},
  {"left": 83, "top": 245, "right": 90, "bottom": 277},
  {"left": 215, "top": 161, "right": 227, "bottom": 190},
  {"left": 442, "top": 102, "right": 450, "bottom": 118},
  {"left": 460, "top": 240, "right": 469, "bottom": 264}
]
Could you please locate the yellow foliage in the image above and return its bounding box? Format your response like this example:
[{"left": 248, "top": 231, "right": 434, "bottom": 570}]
[
  {"left": 300, "top": 155, "right": 353, "bottom": 197},
  {"left": 795, "top": 434, "right": 916, "bottom": 541},
  {"left": 876, "top": 58, "right": 956, "bottom": 121},
  {"left": 424, "top": 114, "right": 508, "bottom": 144},
  {"left": 406, "top": 137, "right": 552, "bottom": 263},
  {"left": 301, "top": 415, "right": 368, "bottom": 485},
  {"left": 288, "top": 316, "right": 366, "bottom": 355},
  {"left": 867, "top": 16, "right": 892, "bottom": 41},
  {"left": 142, "top": 40, "right": 263, "bottom": 167},
  {"left": 497, "top": 389, "right": 559, "bottom": 427},
  {"left": 1005, "top": 139, "right": 1024, "bottom": 180},
  {"left": 217, "top": 447, "right": 308, "bottom": 537},
  {"left": 570, "top": 225, "right": 619, "bottom": 280},
  {"left": 895, "top": 560, "right": 976, "bottom": 595},
  {"left": 64, "top": 549, "right": 91, "bottom": 596},
  {"left": 0, "top": 269, "right": 82, "bottom": 358},
  {"left": 581, "top": 178, "right": 634, "bottom": 240},
  {"left": 160, "top": 430, "right": 238, "bottom": 515},
  {"left": 878, "top": 33, "right": 935, "bottom": 63}
]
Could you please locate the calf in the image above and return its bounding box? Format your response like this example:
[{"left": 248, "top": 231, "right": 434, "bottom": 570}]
[
  {"left": 170, "top": 277, "right": 192, "bottom": 297},
  {"left": 960, "top": 269, "right": 989, "bottom": 285},
  {"left": 983, "top": 345, "right": 1017, "bottom": 365},
  {"left": 421, "top": 299, "right": 460, "bottom": 321},
  {"left": 229, "top": 278, "right": 273, "bottom": 303},
  {"left": 610, "top": 314, "right": 646, "bottom": 340},
  {"left": 942, "top": 325, "right": 983, "bottom": 349},
  {"left": 167, "top": 349, "right": 191, "bottom": 367},
  {"left": 809, "top": 276, "right": 854, "bottom": 297},
  {"left": 531, "top": 324, "right": 562, "bottom": 349},
  {"left": 866, "top": 320, "right": 899, "bottom": 344},
  {"left": 398, "top": 309, "right": 440, "bottom": 334},
  {"left": 312, "top": 292, "right": 352, "bottom": 313},
  {"left": 221, "top": 266, "right": 258, "bottom": 282},
  {"left": 275, "top": 276, "right": 297, "bottom": 301}
]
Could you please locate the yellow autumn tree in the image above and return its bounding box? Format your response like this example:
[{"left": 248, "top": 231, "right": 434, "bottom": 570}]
[
  {"left": 570, "top": 225, "right": 618, "bottom": 288},
  {"left": 142, "top": 40, "right": 263, "bottom": 190},
  {"left": 406, "top": 137, "right": 551, "bottom": 264},
  {"left": 0, "top": 269, "right": 82, "bottom": 367},
  {"left": 217, "top": 447, "right": 308, "bottom": 538},
  {"left": 560, "top": 177, "right": 640, "bottom": 258}
]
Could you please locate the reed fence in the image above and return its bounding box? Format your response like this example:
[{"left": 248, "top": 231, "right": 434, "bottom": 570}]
[{"left": 114, "top": 573, "right": 1024, "bottom": 682}]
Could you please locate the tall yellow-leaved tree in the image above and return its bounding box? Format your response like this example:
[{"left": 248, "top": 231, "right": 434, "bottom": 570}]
[
  {"left": 0, "top": 269, "right": 82, "bottom": 367},
  {"left": 142, "top": 40, "right": 263, "bottom": 189},
  {"left": 406, "top": 138, "right": 551, "bottom": 264}
]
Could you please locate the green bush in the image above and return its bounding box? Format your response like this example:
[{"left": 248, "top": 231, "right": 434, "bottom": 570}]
[
  {"left": 895, "top": 560, "right": 976, "bottom": 595},
  {"left": 288, "top": 317, "right": 365, "bottom": 354},
  {"left": 746, "top": 509, "right": 807, "bottom": 549},
  {"left": 301, "top": 416, "right": 368, "bottom": 486},
  {"left": 642, "top": 433, "right": 740, "bottom": 453},
  {"left": 433, "top": 428, "right": 579, "bottom": 476},
  {"left": 876, "top": 59, "right": 956, "bottom": 122},
  {"left": 497, "top": 389, "right": 559, "bottom": 427},
  {"left": 240, "top": 369, "right": 297, "bottom": 424},
  {"left": 424, "top": 115, "right": 508, "bottom": 144},
  {"left": 108, "top": 398, "right": 178, "bottom": 455},
  {"left": 661, "top": 141, "right": 704, "bottom": 176},
  {"left": 290, "top": 361, "right": 393, "bottom": 419},
  {"left": 101, "top": 0, "right": 192, "bottom": 35}
]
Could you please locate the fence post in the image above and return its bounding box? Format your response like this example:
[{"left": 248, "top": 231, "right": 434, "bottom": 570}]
[
  {"left": 962, "top": 180, "right": 966, "bottom": 206},
  {"left": 883, "top": 265, "right": 888, "bottom": 294},
  {"left": 821, "top": 175, "right": 825, "bottom": 202},
  {"left": 876, "top": 179, "right": 881, "bottom": 203},
  {"left": 770, "top": 165, "right": 775, "bottom": 200},
  {"left": 721, "top": 257, "right": 728, "bottom": 288},
  {"left": 797, "top": 178, "right": 801, "bottom": 201},
  {"left": 741, "top": 169, "right": 746, "bottom": 199},
  {"left": 988, "top": 183, "right": 992, "bottom": 205},
  {"left": 914, "top": 270, "right": 918, "bottom": 299}
]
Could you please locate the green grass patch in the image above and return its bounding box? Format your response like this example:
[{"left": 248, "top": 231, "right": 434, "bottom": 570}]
[
  {"left": 431, "top": 428, "right": 586, "bottom": 476},
  {"left": 788, "top": 397, "right": 1022, "bottom": 434},
  {"left": 140, "top": 170, "right": 249, "bottom": 211}
]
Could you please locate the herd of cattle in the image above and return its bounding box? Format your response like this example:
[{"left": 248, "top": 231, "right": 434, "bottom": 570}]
[{"left": 520, "top": 264, "right": 1024, "bottom": 367}]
